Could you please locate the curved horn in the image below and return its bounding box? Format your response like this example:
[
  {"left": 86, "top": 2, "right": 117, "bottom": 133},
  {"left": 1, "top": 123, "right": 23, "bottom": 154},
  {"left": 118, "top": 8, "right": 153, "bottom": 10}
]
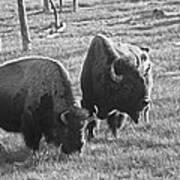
[
  {"left": 92, "top": 105, "right": 98, "bottom": 117},
  {"left": 108, "top": 109, "right": 119, "bottom": 116},
  {"left": 129, "top": 47, "right": 141, "bottom": 68},
  {"left": 110, "top": 60, "right": 123, "bottom": 83},
  {"left": 60, "top": 110, "right": 69, "bottom": 125}
]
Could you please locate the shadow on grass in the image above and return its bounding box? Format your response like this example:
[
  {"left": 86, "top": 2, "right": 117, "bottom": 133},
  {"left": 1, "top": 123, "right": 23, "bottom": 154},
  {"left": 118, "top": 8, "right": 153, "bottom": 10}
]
[
  {"left": 131, "top": 17, "right": 180, "bottom": 31},
  {"left": 90, "top": 124, "right": 180, "bottom": 151},
  {"left": 0, "top": 143, "right": 70, "bottom": 176},
  {"left": 0, "top": 16, "right": 14, "bottom": 22},
  {"left": 163, "top": 0, "right": 180, "bottom": 6},
  {"left": 27, "top": 10, "right": 44, "bottom": 17},
  {"left": 0, "top": 145, "right": 32, "bottom": 176},
  {"left": 0, "top": 145, "right": 31, "bottom": 165},
  {"left": 130, "top": 8, "right": 180, "bottom": 31}
]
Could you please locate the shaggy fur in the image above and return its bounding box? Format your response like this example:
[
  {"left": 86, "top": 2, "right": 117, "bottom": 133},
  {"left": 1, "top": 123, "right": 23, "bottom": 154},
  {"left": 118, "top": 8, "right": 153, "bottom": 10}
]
[
  {"left": 107, "top": 110, "right": 127, "bottom": 138},
  {"left": 81, "top": 34, "right": 153, "bottom": 139},
  {"left": 0, "top": 56, "right": 88, "bottom": 153}
]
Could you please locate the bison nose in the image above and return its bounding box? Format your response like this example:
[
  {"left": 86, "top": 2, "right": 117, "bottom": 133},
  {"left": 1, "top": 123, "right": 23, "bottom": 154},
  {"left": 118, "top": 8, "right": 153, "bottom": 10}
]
[
  {"left": 61, "top": 143, "right": 83, "bottom": 154},
  {"left": 76, "top": 142, "right": 84, "bottom": 153},
  {"left": 129, "top": 112, "right": 140, "bottom": 124}
]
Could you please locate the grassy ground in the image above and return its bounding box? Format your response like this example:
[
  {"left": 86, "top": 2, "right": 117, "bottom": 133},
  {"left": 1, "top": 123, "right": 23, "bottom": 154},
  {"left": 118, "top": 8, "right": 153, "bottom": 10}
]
[{"left": 0, "top": 0, "right": 180, "bottom": 179}]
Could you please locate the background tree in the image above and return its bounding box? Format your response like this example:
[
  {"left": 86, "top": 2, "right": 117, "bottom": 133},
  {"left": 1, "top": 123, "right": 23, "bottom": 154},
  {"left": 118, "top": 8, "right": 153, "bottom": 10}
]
[
  {"left": 59, "top": 0, "right": 78, "bottom": 12},
  {"left": 73, "top": 0, "right": 78, "bottom": 12},
  {"left": 59, "top": 0, "right": 62, "bottom": 12},
  {"left": 43, "top": 0, "right": 50, "bottom": 13},
  {"left": 17, "top": 0, "right": 31, "bottom": 51},
  {"left": 49, "top": 0, "right": 60, "bottom": 28}
]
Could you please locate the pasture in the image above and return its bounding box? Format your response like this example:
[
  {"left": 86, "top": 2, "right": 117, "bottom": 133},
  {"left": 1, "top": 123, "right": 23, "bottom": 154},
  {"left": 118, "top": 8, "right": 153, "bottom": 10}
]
[{"left": 0, "top": 0, "right": 180, "bottom": 179}]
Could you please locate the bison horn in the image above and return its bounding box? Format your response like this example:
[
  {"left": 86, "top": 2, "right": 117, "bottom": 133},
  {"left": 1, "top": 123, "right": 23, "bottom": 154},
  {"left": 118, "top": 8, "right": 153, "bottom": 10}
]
[
  {"left": 110, "top": 60, "right": 123, "bottom": 83},
  {"left": 92, "top": 105, "right": 98, "bottom": 117},
  {"left": 108, "top": 109, "right": 119, "bottom": 116},
  {"left": 60, "top": 110, "right": 69, "bottom": 125}
]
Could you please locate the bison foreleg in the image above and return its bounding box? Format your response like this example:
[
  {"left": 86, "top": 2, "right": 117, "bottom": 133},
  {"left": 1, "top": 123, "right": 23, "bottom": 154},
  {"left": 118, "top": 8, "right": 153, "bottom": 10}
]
[
  {"left": 107, "top": 111, "right": 127, "bottom": 138},
  {"left": 21, "top": 109, "right": 42, "bottom": 151},
  {"left": 85, "top": 120, "right": 97, "bottom": 141},
  {"left": 81, "top": 99, "right": 98, "bottom": 141},
  {"left": 107, "top": 111, "right": 118, "bottom": 138},
  {"left": 81, "top": 99, "right": 96, "bottom": 116}
]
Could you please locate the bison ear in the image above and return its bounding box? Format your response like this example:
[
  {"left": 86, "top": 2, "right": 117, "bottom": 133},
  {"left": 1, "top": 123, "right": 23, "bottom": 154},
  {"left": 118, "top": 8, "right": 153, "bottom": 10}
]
[
  {"left": 140, "top": 46, "right": 149, "bottom": 53},
  {"left": 60, "top": 110, "right": 70, "bottom": 125}
]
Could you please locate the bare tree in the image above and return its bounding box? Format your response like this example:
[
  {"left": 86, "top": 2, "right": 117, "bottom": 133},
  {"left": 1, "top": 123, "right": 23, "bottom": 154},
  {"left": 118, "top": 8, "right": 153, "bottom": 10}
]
[
  {"left": 49, "top": 0, "right": 60, "bottom": 28},
  {"left": 73, "top": 0, "right": 78, "bottom": 12},
  {"left": 59, "top": 0, "right": 78, "bottom": 12},
  {"left": 59, "top": 0, "right": 62, "bottom": 12},
  {"left": 43, "top": 0, "right": 50, "bottom": 12},
  {"left": 0, "top": 38, "right": 2, "bottom": 52},
  {"left": 17, "top": 0, "right": 31, "bottom": 51}
]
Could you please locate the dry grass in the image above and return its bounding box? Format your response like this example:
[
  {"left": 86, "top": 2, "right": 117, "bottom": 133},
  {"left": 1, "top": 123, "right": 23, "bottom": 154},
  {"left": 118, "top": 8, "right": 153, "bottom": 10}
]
[{"left": 0, "top": 0, "right": 180, "bottom": 179}]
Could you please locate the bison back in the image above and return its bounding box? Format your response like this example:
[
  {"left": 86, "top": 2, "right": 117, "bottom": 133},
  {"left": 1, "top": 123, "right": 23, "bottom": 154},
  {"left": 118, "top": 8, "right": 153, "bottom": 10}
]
[{"left": 0, "top": 56, "right": 74, "bottom": 132}]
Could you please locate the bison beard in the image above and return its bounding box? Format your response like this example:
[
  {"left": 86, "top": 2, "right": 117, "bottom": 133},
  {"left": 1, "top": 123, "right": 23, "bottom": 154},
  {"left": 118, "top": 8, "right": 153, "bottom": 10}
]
[
  {"left": 81, "top": 34, "right": 152, "bottom": 140},
  {"left": 0, "top": 56, "right": 89, "bottom": 154}
]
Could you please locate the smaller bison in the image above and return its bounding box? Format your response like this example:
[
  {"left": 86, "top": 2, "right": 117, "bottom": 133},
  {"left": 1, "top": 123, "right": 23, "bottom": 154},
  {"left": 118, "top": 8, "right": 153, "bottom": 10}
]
[
  {"left": 81, "top": 34, "right": 153, "bottom": 140},
  {"left": 0, "top": 56, "right": 89, "bottom": 154}
]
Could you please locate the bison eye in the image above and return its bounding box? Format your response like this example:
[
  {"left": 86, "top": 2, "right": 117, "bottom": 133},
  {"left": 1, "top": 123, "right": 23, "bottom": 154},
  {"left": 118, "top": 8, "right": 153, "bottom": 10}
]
[{"left": 141, "top": 54, "right": 147, "bottom": 62}]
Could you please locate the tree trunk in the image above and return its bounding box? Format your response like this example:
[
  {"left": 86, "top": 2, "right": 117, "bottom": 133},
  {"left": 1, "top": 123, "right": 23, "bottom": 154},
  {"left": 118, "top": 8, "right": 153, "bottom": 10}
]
[
  {"left": 17, "top": 0, "right": 31, "bottom": 51},
  {"left": 73, "top": 0, "right": 78, "bottom": 12},
  {"left": 0, "top": 38, "right": 2, "bottom": 52},
  {"left": 43, "top": 0, "right": 50, "bottom": 12},
  {"left": 59, "top": 0, "right": 62, "bottom": 13},
  {"left": 49, "top": 0, "right": 60, "bottom": 29}
]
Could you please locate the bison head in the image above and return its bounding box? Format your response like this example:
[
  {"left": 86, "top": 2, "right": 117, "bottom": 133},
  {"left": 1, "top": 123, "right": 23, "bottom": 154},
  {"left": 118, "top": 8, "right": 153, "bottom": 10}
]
[
  {"left": 54, "top": 106, "right": 89, "bottom": 154},
  {"left": 109, "top": 57, "right": 150, "bottom": 124}
]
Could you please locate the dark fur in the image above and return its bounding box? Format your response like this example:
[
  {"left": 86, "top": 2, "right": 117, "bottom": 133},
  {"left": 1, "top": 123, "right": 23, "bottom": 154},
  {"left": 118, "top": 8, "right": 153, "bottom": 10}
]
[
  {"left": 0, "top": 56, "right": 88, "bottom": 154},
  {"left": 85, "top": 119, "right": 97, "bottom": 141},
  {"left": 81, "top": 34, "right": 151, "bottom": 139},
  {"left": 107, "top": 110, "right": 127, "bottom": 138}
]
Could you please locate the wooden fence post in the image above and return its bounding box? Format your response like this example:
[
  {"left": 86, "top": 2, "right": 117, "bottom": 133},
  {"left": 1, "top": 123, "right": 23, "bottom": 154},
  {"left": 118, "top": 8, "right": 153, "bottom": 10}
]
[
  {"left": 73, "top": 0, "right": 78, "bottom": 12},
  {"left": 0, "top": 38, "right": 2, "bottom": 52},
  {"left": 43, "top": 0, "right": 50, "bottom": 12},
  {"left": 59, "top": 0, "right": 62, "bottom": 12},
  {"left": 17, "top": 0, "right": 31, "bottom": 51},
  {"left": 49, "top": 0, "right": 60, "bottom": 28}
]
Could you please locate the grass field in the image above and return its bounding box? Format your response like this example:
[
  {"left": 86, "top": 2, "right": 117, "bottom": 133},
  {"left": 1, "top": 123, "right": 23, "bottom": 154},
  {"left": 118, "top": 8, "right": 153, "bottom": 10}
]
[{"left": 0, "top": 0, "right": 180, "bottom": 179}]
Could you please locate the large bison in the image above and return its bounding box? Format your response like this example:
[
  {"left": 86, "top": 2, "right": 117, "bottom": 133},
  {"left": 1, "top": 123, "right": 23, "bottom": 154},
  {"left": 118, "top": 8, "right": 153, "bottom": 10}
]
[
  {"left": 0, "top": 56, "right": 89, "bottom": 154},
  {"left": 80, "top": 34, "right": 153, "bottom": 139}
]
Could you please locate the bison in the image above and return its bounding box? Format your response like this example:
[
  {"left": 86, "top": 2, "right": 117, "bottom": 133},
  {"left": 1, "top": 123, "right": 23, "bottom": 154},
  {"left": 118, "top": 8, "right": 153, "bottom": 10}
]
[
  {"left": 0, "top": 56, "right": 89, "bottom": 154},
  {"left": 80, "top": 34, "right": 153, "bottom": 139}
]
